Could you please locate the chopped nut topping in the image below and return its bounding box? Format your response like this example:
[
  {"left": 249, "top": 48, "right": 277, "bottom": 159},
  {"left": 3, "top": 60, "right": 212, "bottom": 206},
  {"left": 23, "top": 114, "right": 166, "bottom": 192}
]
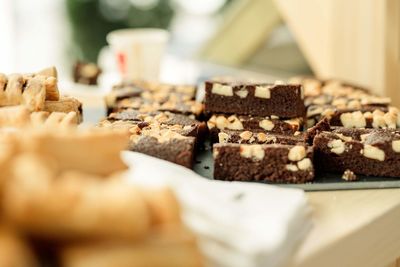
[
  {"left": 392, "top": 140, "right": 400, "bottom": 153},
  {"left": 218, "top": 132, "right": 229, "bottom": 143},
  {"left": 240, "top": 145, "right": 265, "bottom": 160},
  {"left": 335, "top": 133, "right": 352, "bottom": 142},
  {"left": 297, "top": 158, "right": 312, "bottom": 170},
  {"left": 288, "top": 145, "right": 306, "bottom": 161},
  {"left": 328, "top": 139, "right": 345, "bottom": 154},
  {"left": 235, "top": 88, "right": 248, "bottom": 98},
  {"left": 342, "top": 169, "right": 358, "bottom": 181},
  {"left": 383, "top": 112, "right": 397, "bottom": 129},
  {"left": 285, "top": 164, "right": 299, "bottom": 172},
  {"left": 340, "top": 111, "right": 366, "bottom": 128},
  {"left": 363, "top": 145, "right": 385, "bottom": 161},
  {"left": 259, "top": 119, "right": 274, "bottom": 131},
  {"left": 256, "top": 132, "right": 268, "bottom": 142},
  {"left": 239, "top": 131, "right": 253, "bottom": 141}
]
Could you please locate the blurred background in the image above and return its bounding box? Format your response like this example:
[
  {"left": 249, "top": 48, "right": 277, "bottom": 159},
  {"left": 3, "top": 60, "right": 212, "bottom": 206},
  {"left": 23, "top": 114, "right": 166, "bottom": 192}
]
[{"left": 0, "top": 0, "right": 398, "bottom": 104}]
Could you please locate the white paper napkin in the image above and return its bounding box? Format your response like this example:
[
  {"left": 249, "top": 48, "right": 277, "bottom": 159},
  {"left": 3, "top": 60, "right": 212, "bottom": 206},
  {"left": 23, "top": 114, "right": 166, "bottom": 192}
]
[{"left": 123, "top": 152, "right": 312, "bottom": 267}]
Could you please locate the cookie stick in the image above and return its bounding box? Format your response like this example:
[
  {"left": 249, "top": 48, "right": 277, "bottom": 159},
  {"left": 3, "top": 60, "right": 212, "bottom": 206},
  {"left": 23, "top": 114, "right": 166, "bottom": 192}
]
[
  {"left": 2, "top": 155, "right": 151, "bottom": 241},
  {"left": 139, "top": 186, "right": 181, "bottom": 226},
  {"left": 0, "top": 74, "right": 7, "bottom": 105},
  {"left": 0, "top": 106, "right": 30, "bottom": 128},
  {"left": 0, "top": 225, "right": 39, "bottom": 267},
  {"left": 25, "top": 129, "right": 129, "bottom": 176},
  {"left": 60, "top": 226, "right": 204, "bottom": 267},
  {"left": 36, "top": 66, "right": 59, "bottom": 101},
  {"left": 22, "top": 76, "right": 47, "bottom": 111},
  {"left": 4, "top": 74, "right": 24, "bottom": 106}
]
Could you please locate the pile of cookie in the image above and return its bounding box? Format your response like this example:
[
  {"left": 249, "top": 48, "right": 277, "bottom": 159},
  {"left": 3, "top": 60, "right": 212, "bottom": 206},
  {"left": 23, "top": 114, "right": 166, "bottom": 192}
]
[
  {"left": 0, "top": 129, "right": 203, "bottom": 267},
  {"left": 100, "top": 81, "right": 206, "bottom": 168},
  {"left": 0, "top": 67, "right": 82, "bottom": 129},
  {"left": 0, "top": 68, "right": 204, "bottom": 267}
]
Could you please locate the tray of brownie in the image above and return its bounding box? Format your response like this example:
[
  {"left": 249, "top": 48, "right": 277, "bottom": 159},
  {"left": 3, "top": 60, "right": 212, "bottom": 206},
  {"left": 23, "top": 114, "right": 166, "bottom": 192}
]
[{"left": 101, "top": 77, "right": 400, "bottom": 191}]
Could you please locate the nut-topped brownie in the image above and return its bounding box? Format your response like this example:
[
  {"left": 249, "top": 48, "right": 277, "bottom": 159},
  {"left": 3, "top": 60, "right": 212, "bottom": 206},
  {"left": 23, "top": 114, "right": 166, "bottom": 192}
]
[
  {"left": 314, "top": 128, "right": 400, "bottom": 177},
  {"left": 217, "top": 129, "right": 305, "bottom": 145},
  {"left": 213, "top": 143, "right": 314, "bottom": 183},
  {"left": 107, "top": 109, "right": 207, "bottom": 142},
  {"left": 207, "top": 113, "right": 303, "bottom": 142},
  {"left": 295, "top": 78, "right": 393, "bottom": 128},
  {"left": 105, "top": 81, "right": 203, "bottom": 117},
  {"left": 98, "top": 120, "right": 196, "bottom": 168},
  {"left": 111, "top": 97, "right": 203, "bottom": 117},
  {"left": 204, "top": 80, "right": 305, "bottom": 118}
]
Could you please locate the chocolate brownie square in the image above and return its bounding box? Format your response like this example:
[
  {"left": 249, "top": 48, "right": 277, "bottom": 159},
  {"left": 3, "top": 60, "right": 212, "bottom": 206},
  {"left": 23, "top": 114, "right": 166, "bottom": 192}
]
[
  {"left": 204, "top": 81, "right": 305, "bottom": 118},
  {"left": 217, "top": 129, "right": 305, "bottom": 145},
  {"left": 207, "top": 113, "right": 303, "bottom": 142},
  {"left": 98, "top": 120, "right": 196, "bottom": 168},
  {"left": 105, "top": 81, "right": 200, "bottom": 116},
  {"left": 313, "top": 128, "right": 400, "bottom": 177},
  {"left": 107, "top": 109, "right": 207, "bottom": 142},
  {"left": 213, "top": 143, "right": 314, "bottom": 183}
]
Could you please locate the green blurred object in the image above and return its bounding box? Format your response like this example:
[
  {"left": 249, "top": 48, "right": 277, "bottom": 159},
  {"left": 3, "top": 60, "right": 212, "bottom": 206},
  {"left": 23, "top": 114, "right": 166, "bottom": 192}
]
[{"left": 66, "top": 0, "right": 174, "bottom": 62}]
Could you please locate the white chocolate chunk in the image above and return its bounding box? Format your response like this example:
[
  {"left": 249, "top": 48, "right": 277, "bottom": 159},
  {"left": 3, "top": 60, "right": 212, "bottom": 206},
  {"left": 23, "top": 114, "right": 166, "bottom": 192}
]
[
  {"left": 240, "top": 145, "right": 265, "bottom": 160},
  {"left": 328, "top": 139, "right": 345, "bottom": 154},
  {"left": 218, "top": 132, "right": 229, "bottom": 143},
  {"left": 286, "top": 164, "right": 299, "bottom": 172},
  {"left": 212, "top": 83, "right": 233, "bottom": 96},
  {"left": 288, "top": 145, "right": 306, "bottom": 161},
  {"left": 363, "top": 145, "right": 385, "bottom": 161},
  {"left": 340, "top": 111, "right": 366, "bottom": 128},
  {"left": 254, "top": 86, "right": 271, "bottom": 99},
  {"left": 392, "top": 140, "right": 400, "bottom": 153},
  {"left": 297, "top": 158, "right": 312, "bottom": 170},
  {"left": 259, "top": 119, "right": 274, "bottom": 131},
  {"left": 235, "top": 88, "right": 248, "bottom": 98}
]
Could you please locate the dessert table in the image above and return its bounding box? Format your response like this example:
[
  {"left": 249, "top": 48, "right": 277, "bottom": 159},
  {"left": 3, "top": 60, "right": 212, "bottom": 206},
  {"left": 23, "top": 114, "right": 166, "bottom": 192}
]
[
  {"left": 67, "top": 60, "right": 400, "bottom": 267},
  {"left": 75, "top": 89, "right": 400, "bottom": 267}
]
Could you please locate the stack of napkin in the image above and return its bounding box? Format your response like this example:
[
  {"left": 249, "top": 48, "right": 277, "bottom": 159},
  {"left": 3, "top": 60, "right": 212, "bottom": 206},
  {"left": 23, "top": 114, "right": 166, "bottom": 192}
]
[{"left": 124, "top": 152, "right": 312, "bottom": 267}]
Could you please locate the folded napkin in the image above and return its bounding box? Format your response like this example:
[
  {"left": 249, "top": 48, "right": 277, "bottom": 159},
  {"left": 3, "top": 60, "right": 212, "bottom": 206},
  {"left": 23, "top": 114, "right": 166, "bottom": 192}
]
[{"left": 123, "top": 152, "right": 312, "bottom": 267}]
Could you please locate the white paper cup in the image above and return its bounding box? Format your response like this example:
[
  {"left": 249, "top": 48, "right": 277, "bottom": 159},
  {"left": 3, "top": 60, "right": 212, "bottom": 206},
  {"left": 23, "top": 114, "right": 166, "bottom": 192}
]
[{"left": 107, "top": 28, "right": 169, "bottom": 81}]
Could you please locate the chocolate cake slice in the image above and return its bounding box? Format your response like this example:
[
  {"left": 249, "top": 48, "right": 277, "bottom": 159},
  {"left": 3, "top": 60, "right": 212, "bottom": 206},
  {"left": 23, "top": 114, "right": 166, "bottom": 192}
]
[
  {"left": 314, "top": 128, "right": 400, "bottom": 177},
  {"left": 217, "top": 129, "right": 305, "bottom": 145},
  {"left": 105, "top": 81, "right": 201, "bottom": 116},
  {"left": 98, "top": 120, "right": 196, "bottom": 168},
  {"left": 213, "top": 143, "right": 314, "bottom": 183},
  {"left": 204, "top": 81, "right": 305, "bottom": 118},
  {"left": 207, "top": 114, "right": 302, "bottom": 142}
]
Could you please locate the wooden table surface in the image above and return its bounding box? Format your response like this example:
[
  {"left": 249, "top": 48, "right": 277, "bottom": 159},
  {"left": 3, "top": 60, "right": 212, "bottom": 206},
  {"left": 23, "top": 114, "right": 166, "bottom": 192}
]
[{"left": 290, "top": 189, "right": 400, "bottom": 267}]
